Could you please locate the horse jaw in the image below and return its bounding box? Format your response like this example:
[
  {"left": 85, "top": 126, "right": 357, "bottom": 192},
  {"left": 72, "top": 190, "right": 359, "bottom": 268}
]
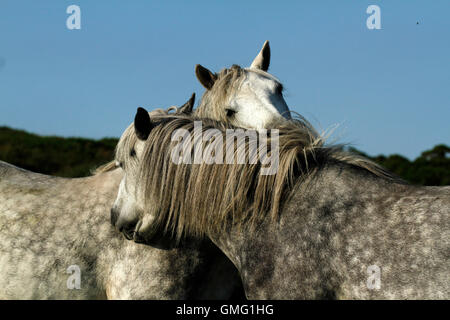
[{"left": 230, "top": 69, "right": 291, "bottom": 129}]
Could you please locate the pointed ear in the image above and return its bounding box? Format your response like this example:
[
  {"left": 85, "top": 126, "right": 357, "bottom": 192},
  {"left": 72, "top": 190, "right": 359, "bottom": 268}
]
[
  {"left": 250, "top": 40, "right": 270, "bottom": 71},
  {"left": 178, "top": 93, "right": 195, "bottom": 114},
  {"left": 195, "top": 64, "right": 217, "bottom": 90},
  {"left": 134, "top": 107, "right": 152, "bottom": 140}
]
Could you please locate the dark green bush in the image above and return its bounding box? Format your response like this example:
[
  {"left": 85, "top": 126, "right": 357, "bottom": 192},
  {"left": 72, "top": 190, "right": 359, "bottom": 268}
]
[{"left": 1, "top": 126, "right": 448, "bottom": 185}]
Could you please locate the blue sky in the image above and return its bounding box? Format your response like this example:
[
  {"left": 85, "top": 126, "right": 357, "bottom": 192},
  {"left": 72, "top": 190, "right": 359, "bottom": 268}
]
[{"left": 0, "top": 0, "right": 449, "bottom": 159}]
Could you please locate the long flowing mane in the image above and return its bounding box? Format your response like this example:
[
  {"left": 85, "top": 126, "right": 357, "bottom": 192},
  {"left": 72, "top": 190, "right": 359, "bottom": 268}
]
[{"left": 116, "top": 114, "right": 401, "bottom": 241}]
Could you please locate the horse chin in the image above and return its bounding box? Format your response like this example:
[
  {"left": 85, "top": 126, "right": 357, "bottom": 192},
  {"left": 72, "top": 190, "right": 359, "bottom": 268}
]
[
  {"left": 133, "top": 229, "right": 177, "bottom": 250},
  {"left": 122, "top": 229, "right": 135, "bottom": 241}
]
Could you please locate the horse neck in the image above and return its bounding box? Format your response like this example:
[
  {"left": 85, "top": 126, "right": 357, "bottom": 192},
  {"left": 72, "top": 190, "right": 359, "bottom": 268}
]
[
  {"left": 207, "top": 162, "right": 412, "bottom": 299},
  {"left": 83, "top": 168, "right": 122, "bottom": 192}
]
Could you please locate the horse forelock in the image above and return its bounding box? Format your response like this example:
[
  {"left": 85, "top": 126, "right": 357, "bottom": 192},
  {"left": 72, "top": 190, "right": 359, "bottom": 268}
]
[
  {"left": 116, "top": 112, "right": 400, "bottom": 242},
  {"left": 195, "top": 65, "right": 246, "bottom": 122}
]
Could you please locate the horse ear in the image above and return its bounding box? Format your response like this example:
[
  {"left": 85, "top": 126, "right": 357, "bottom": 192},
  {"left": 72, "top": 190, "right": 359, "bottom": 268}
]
[
  {"left": 178, "top": 93, "right": 195, "bottom": 114},
  {"left": 134, "top": 107, "right": 153, "bottom": 140},
  {"left": 195, "top": 64, "right": 217, "bottom": 90},
  {"left": 250, "top": 40, "right": 270, "bottom": 71}
]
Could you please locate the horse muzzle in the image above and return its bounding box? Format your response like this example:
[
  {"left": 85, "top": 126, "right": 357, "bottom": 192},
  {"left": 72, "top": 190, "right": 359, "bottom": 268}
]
[{"left": 110, "top": 208, "right": 139, "bottom": 240}]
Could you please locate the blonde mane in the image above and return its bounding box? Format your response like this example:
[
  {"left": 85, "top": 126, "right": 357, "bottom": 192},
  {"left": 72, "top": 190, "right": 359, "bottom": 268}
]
[
  {"left": 194, "top": 65, "right": 246, "bottom": 123},
  {"left": 115, "top": 113, "right": 399, "bottom": 241}
]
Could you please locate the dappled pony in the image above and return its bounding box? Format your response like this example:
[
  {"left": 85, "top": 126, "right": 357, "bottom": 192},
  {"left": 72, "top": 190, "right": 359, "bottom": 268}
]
[
  {"left": 0, "top": 97, "right": 244, "bottom": 299},
  {"left": 0, "top": 40, "right": 298, "bottom": 299},
  {"left": 113, "top": 110, "right": 450, "bottom": 299},
  {"left": 194, "top": 41, "right": 291, "bottom": 129}
]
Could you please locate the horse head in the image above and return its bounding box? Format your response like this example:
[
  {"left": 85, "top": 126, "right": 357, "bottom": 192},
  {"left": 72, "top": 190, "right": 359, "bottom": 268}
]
[{"left": 195, "top": 41, "right": 291, "bottom": 130}]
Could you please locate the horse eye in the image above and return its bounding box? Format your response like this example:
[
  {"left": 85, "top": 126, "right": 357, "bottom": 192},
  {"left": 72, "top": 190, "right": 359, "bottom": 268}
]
[{"left": 225, "top": 109, "right": 236, "bottom": 117}]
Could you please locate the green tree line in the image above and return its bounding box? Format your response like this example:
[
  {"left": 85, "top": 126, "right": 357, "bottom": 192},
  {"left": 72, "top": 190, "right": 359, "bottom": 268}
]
[
  {"left": 0, "top": 126, "right": 117, "bottom": 178},
  {"left": 0, "top": 126, "right": 449, "bottom": 186}
]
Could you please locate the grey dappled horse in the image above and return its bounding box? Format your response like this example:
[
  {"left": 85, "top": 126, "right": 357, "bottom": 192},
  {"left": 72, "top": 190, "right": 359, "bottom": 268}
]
[
  {"left": 0, "top": 160, "right": 242, "bottom": 299},
  {"left": 0, "top": 98, "right": 243, "bottom": 299},
  {"left": 0, "top": 40, "right": 291, "bottom": 299},
  {"left": 113, "top": 111, "right": 450, "bottom": 299}
]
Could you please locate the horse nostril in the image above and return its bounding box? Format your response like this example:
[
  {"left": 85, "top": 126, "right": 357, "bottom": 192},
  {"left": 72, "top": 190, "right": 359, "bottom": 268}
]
[
  {"left": 134, "top": 231, "right": 145, "bottom": 243},
  {"left": 113, "top": 217, "right": 139, "bottom": 240}
]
